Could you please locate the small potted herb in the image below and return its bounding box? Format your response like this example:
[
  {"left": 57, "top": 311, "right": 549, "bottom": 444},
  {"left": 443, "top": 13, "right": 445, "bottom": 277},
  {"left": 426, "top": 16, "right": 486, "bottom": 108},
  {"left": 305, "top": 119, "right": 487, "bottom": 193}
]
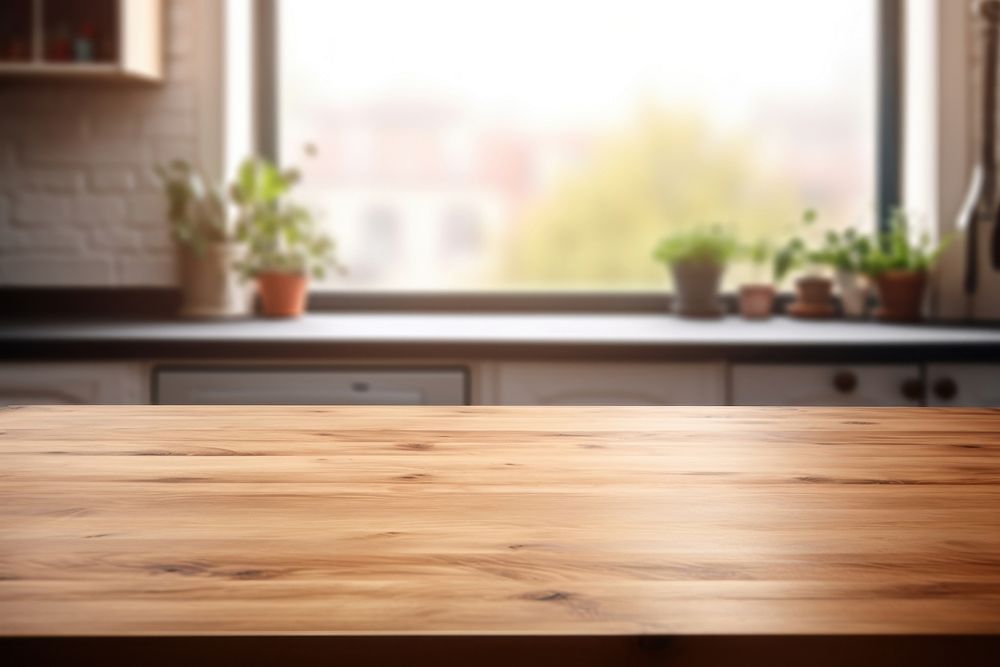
[
  {"left": 773, "top": 209, "right": 836, "bottom": 319},
  {"left": 813, "top": 228, "right": 874, "bottom": 319},
  {"left": 232, "top": 152, "right": 341, "bottom": 318},
  {"left": 653, "top": 226, "right": 736, "bottom": 318},
  {"left": 737, "top": 239, "right": 775, "bottom": 319},
  {"left": 861, "top": 210, "right": 949, "bottom": 322},
  {"left": 156, "top": 160, "right": 252, "bottom": 318}
]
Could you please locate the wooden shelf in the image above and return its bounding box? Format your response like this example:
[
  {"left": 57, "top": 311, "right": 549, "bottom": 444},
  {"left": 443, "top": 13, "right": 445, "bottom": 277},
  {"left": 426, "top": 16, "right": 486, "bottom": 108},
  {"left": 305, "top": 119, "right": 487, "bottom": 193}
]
[
  {"left": 0, "top": 62, "right": 120, "bottom": 77},
  {"left": 0, "top": 0, "right": 162, "bottom": 82}
]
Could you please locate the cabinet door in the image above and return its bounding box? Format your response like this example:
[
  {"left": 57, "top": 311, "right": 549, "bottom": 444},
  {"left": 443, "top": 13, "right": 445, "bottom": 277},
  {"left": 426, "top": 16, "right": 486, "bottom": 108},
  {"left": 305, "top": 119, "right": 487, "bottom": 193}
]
[
  {"left": 121, "top": 0, "right": 165, "bottom": 80},
  {"left": 155, "top": 367, "right": 468, "bottom": 405},
  {"left": 0, "top": 364, "right": 145, "bottom": 405},
  {"left": 927, "top": 364, "right": 1000, "bottom": 406},
  {"left": 731, "top": 364, "right": 922, "bottom": 406},
  {"left": 496, "top": 362, "right": 725, "bottom": 406}
]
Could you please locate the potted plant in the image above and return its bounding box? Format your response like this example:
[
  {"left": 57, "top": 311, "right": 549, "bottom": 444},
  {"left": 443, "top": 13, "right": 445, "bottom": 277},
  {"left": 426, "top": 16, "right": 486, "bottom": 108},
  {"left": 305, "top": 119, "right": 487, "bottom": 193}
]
[
  {"left": 862, "top": 210, "right": 949, "bottom": 322},
  {"left": 653, "top": 226, "right": 737, "bottom": 318},
  {"left": 231, "top": 153, "right": 340, "bottom": 318},
  {"left": 737, "top": 239, "right": 775, "bottom": 319},
  {"left": 156, "top": 160, "right": 252, "bottom": 318},
  {"left": 813, "top": 228, "right": 874, "bottom": 319},
  {"left": 773, "top": 209, "right": 836, "bottom": 319}
]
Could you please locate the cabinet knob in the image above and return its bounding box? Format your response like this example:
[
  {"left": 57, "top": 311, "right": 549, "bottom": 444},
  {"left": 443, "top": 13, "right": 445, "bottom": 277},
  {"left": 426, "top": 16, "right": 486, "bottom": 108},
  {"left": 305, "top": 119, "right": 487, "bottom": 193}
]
[
  {"left": 832, "top": 371, "right": 858, "bottom": 394},
  {"left": 932, "top": 377, "right": 958, "bottom": 401},
  {"left": 900, "top": 378, "right": 924, "bottom": 401}
]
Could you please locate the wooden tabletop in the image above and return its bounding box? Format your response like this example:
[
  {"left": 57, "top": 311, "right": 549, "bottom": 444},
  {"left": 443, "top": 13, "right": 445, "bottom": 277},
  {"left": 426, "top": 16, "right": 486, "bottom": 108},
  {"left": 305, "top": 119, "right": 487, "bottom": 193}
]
[{"left": 1, "top": 405, "right": 999, "bottom": 637}]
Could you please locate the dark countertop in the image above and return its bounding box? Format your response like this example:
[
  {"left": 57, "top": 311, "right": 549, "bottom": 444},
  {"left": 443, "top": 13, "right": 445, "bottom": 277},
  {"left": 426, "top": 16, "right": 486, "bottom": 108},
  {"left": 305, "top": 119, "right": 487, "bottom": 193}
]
[{"left": 2, "top": 314, "right": 999, "bottom": 362}]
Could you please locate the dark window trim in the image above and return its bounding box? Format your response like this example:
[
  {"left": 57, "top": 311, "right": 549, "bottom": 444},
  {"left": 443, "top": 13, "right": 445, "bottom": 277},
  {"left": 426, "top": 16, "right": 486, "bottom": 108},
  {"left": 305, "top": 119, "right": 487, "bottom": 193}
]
[
  {"left": 304, "top": 290, "right": 817, "bottom": 315},
  {"left": 254, "top": 0, "right": 279, "bottom": 162},
  {"left": 253, "top": 0, "right": 903, "bottom": 306},
  {"left": 0, "top": 288, "right": 814, "bottom": 318},
  {"left": 877, "top": 0, "right": 903, "bottom": 234}
]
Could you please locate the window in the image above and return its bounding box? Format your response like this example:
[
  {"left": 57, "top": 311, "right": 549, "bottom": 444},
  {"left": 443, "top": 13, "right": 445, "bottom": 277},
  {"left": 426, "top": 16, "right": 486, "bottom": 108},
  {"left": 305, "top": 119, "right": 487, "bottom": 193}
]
[{"left": 275, "top": 0, "right": 880, "bottom": 291}]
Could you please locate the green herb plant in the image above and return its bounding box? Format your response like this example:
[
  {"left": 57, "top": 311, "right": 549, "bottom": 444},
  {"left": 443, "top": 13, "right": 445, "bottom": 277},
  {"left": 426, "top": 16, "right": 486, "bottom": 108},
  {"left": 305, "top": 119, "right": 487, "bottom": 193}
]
[
  {"left": 155, "top": 160, "right": 229, "bottom": 254},
  {"left": 813, "top": 228, "right": 874, "bottom": 274},
  {"left": 653, "top": 225, "right": 738, "bottom": 267},
  {"left": 739, "top": 238, "right": 773, "bottom": 284},
  {"left": 231, "top": 147, "right": 341, "bottom": 280},
  {"left": 772, "top": 208, "right": 834, "bottom": 283},
  {"left": 861, "top": 209, "right": 949, "bottom": 277}
]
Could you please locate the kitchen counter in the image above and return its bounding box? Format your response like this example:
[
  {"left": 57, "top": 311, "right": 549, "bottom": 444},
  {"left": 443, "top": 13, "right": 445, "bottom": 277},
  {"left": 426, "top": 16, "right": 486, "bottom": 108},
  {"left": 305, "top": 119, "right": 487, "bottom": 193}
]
[
  {"left": 2, "top": 405, "right": 999, "bottom": 664},
  {"left": 3, "top": 314, "right": 1000, "bottom": 361}
]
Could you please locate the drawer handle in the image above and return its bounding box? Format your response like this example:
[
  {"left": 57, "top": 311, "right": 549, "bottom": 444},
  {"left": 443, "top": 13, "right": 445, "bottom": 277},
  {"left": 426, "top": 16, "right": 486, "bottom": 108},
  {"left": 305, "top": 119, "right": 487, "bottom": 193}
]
[
  {"left": 900, "top": 378, "right": 924, "bottom": 401},
  {"left": 832, "top": 371, "right": 857, "bottom": 394},
  {"left": 932, "top": 378, "right": 958, "bottom": 401}
]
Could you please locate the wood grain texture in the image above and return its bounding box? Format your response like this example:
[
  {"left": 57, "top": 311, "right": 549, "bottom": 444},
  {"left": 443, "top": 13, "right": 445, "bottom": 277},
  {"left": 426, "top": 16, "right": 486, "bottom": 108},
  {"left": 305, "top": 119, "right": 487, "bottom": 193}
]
[{"left": 1, "top": 405, "right": 999, "bottom": 637}]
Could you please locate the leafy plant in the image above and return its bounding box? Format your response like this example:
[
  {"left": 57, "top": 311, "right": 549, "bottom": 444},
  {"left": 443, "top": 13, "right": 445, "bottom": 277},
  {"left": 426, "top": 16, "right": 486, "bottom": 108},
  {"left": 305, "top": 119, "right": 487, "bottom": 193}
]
[
  {"left": 155, "top": 160, "right": 229, "bottom": 253},
  {"left": 771, "top": 209, "right": 820, "bottom": 283},
  {"left": 860, "top": 209, "right": 949, "bottom": 276},
  {"left": 813, "top": 228, "right": 875, "bottom": 274},
  {"left": 653, "top": 226, "right": 737, "bottom": 267},
  {"left": 738, "top": 238, "right": 773, "bottom": 282},
  {"left": 231, "top": 149, "right": 341, "bottom": 280}
]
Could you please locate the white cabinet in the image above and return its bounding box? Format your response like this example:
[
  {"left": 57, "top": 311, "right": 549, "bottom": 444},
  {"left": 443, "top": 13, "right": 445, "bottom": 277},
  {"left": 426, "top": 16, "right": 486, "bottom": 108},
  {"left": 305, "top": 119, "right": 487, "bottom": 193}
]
[
  {"left": 731, "top": 364, "right": 922, "bottom": 406},
  {"left": 155, "top": 367, "right": 468, "bottom": 405},
  {"left": 495, "top": 362, "right": 725, "bottom": 406},
  {"left": 927, "top": 364, "right": 1000, "bottom": 406},
  {"left": 0, "top": 363, "right": 146, "bottom": 405}
]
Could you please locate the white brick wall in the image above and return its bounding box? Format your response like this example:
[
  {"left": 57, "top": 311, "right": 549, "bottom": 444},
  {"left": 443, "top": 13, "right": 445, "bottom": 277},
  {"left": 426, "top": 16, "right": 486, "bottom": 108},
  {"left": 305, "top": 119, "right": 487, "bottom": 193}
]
[{"left": 0, "top": 0, "right": 216, "bottom": 287}]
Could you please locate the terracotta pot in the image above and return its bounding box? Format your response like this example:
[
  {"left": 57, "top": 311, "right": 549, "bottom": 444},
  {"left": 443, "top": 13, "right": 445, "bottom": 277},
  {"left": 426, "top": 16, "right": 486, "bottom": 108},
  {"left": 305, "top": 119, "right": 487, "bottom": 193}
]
[
  {"left": 177, "top": 242, "right": 253, "bottom": 319},
  {"left": 787, "top": 275, "right": 835, "bottom": 319},
  {"left": 874, "top": 270, "right": 926, "bottom": 322},
  {"left": 670, "top": 260, "right": 725, "bottom": 318},
  {"left": 256, "top": 272, "right": 308, "bottom": 318},
  {"left": 836, "top": 270, "right": 869, "bottom": 319},
  {"left": 738, "top": 284, "right": 775, "bottom": 319}
]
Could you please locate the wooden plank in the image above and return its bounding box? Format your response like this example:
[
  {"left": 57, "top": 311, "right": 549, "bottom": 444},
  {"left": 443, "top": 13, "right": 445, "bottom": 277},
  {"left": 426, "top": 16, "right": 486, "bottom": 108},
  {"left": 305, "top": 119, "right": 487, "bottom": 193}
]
[{"left": 1, "top": 405, "right": 999, "bottom": 636}]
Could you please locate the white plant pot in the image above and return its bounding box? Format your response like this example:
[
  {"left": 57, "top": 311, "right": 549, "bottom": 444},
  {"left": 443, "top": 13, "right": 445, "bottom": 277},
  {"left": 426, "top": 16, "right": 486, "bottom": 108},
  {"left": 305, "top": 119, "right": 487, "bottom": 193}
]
[
  {"left": 177, "top": 242, "right": 253, "bottom": 319},
  {"left": 836, "top": 270, "right": 869, "bottom": 319}
]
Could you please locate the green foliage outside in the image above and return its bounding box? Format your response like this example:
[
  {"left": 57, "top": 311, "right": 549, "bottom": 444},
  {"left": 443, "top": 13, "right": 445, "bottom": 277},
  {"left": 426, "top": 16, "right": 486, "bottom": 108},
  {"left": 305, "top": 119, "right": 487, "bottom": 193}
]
[{"left": 497, "top": 108, "right": 802, "bottom": 289}]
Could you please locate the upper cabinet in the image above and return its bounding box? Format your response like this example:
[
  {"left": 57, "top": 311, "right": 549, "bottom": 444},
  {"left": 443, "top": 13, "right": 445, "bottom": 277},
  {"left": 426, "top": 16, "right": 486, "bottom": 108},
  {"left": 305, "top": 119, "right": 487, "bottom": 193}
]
[{"left": 0, "top": 0, "right": 162, "bottom": 81}]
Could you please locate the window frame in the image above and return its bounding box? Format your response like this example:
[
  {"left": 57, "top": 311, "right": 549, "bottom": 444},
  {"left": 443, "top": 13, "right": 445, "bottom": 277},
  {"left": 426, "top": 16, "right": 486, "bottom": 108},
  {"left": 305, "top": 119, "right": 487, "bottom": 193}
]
[{"left": 254, "top": 0, "right": 901, "bottom": 311}]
